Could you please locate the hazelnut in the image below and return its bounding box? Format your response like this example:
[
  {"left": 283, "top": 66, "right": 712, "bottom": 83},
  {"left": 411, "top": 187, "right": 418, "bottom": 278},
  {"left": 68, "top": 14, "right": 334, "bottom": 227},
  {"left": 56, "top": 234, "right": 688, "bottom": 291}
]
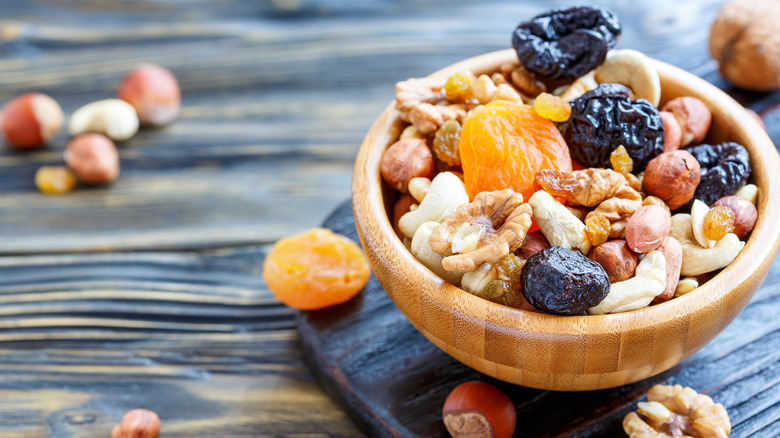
[
  {"left": 625, "top": 205, "right": 671, "bottom": 253},
  {"left": 111, "top": 409, "right": 160, "bottom": 438},
  {"left": 35, "top": 166, "right": 77, "bottom": 195},
  {"left": 661, "top": 97, "right": 712, "bottom": 147},
  {"left": 712, "top": 195, "right": 757, "bottom": 239},
  {"left": 516, "top": 232, "right": 550, "bottom": 260},
  {"left": 442, "top": 381, "right": 516, "bottom": 438},
  {"left": 642, "top": 150, "right": 701, "bottom": 210},
  {"left": 710, "top": 0, "right": 780, "bottom": 91},
  {"left": 392, "top": 193, "right": 417, "bottom": 237},
  {"left": 659, "top": 111, "right": 682, "bottom": 152},
  {"left": 64, "top": 134, "right": 120, "bottom": 184},
  {"left": 380, "top": 138, "right": 435, "bottom": 193},
  {"left": 587, "top": 240, "right": 640, "bottom": 283},
  {"left": 0, "top": 93, "right": 64, "bottom": 150},
  {"left": 118, "top": 63, "right": 181, "bottom": 126}
]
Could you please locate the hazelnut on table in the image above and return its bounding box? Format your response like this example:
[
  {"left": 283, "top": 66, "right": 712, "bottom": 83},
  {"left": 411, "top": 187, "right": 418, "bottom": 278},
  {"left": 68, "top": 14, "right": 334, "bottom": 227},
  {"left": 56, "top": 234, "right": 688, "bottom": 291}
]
[
  {"left": 0, "top": 93, "right": 64, "bottom": 150},
  {"left": 65, "top": 134, "right": 120, "bottom": 184}
]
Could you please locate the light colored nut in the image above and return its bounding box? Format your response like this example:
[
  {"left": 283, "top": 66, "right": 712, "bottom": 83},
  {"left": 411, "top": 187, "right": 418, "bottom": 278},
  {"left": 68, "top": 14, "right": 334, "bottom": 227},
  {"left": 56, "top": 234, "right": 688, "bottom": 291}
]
[
  {"left": 460, "top": 262, "right": 496, "bottom": 294},
  {"left": 675, "top": 277, "right": 699, "bottom": 297},
  {"left": 64, "top": 134, "right": 120, "bottom": 184},
  {"left": 587, "top": 240, "right": 640, "bottom": 283},
  {"left": 394, "top": 77, "right": 445, "bottom": 122},
  {"left": 111, "top": 409, "right": 160, "bottom": 438},
  {"left": 409, "top": 102, "right": 466, "bottom": 135},
  {"left": 398, "top": 172, "right": 468, "bottom": 239},
  {"left": 652, "top": 237, "right": 683, "bottom": 304},
  {"left": 735, "top": 183, "right": 758, "bottom": 205},
  {"left": 690, "top": 199, "right": 717, "bottom": 248},
  {"left": 399, "top": 125, "right": 423, "bottom": 140},
  {"left": 662, "top": 97, "right": 712, "bottom": 147},
  {"left": 712, "top": 195, "right": 757, "bottom": 239},
  {"left": 588, "top": 250, "right": 666, "bottom": 315},
  {"left": 494, "top": 83, "right": 522, "bottom": 102},
  {"left": 392, "top": 194, "right": 417, "bottom": 238},
  {"left": 380, "top": 138, "right": 435, "bottom": 193},
  {"left": 669, "top": 213, "right": 745, "bottom": 276},
  {"left": 625, "top": 205, "right": 671, "bottom": 253},
  {"left": 594, "top": 49, "right": 661, "bottom": 106},
  {"left": 117, "top": 63, "right": 180, "bottom": 126},
  {"left": 473, "top": 74, "right": 498, "bottom": 104},
  {"left": 411, "top": 222, "right": 463, "bottom": 286},
  {"left": 69, "top": 99, "right": 139, "bottom": 141},
  {"left": 642, "top": 196, "right": 670, "bottom": 213},
  {"left": 0, "top": 93, "right": 64, "bottom": 150},
  {"left": 528, "top": 190, "right": 591, "bottom": 255},
  {"left": 660, "top": 111, "right": 682, "bottom": 152},
  {"left": 561, "top": 71, "right": 598, "bottom": 102},
  {"left": 408, "top": 177, "right": 431, "bottom": 203},
  {"left": 642, "top": 150, "right": 701, "bottom": 210}
]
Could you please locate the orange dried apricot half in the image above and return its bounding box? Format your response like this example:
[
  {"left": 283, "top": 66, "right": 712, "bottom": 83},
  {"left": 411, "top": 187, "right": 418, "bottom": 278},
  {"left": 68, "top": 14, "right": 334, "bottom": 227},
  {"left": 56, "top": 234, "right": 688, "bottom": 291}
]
[
  {"left": 459, "top": 101, "right": 572, "bottom": 201},
  {"left": 262, "top": 228, "right": 370, "bottom": 310}
]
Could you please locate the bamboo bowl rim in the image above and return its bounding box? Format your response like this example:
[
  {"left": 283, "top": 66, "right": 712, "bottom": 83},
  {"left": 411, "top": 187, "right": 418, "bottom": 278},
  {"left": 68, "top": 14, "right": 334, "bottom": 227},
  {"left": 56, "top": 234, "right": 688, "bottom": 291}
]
[{"left": 353, "top": 49, "right": 780, "bottom": 338}]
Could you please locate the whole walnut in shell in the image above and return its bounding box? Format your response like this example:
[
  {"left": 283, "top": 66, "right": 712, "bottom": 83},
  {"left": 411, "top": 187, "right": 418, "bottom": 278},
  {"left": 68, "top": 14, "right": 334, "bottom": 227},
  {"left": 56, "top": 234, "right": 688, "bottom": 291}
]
[{"left": 709, "top": 0, "right": 780, "bottom": 91}]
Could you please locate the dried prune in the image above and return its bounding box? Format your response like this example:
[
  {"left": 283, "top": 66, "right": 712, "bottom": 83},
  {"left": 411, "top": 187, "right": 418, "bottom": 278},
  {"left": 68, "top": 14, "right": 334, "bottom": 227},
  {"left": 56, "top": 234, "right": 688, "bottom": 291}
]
[
  {"left": 685, "top": 142, "right": 751, "bottom": 207},
  {"left": 521, "top": 245, "right": 610, "bottom": 315},
  {"left": 562, "top": 84, "right": 664, "bottom": 172},
  {"left": 512, "top": 6, "right": 621, "bottom": 81}
]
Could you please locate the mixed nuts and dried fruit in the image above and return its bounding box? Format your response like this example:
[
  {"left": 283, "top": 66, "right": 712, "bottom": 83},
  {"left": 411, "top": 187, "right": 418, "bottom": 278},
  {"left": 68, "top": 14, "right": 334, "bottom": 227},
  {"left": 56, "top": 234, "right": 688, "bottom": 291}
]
[{"left": 386, "top": 5, "right": 760, "bottom": 317}]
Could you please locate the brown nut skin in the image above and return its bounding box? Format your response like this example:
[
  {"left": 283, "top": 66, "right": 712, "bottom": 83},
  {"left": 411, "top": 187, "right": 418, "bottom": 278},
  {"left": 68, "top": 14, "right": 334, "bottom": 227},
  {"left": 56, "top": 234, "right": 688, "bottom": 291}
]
[
  {"left": 652, "top": 237, "right": 683, "bottom": 304},
  {"left": 392, "top": 194, "right": 416, "bottom": 238},
  {"left": 710, "top": 0, "right": 780, "bottom": 91},
  {"left": 642, "top": 150, "right": 701, "bottom": 210},
  {"left": 118, "top": 63, "right": 181, "bottom": 126},
  {"left": 587, "top": 240, "right": 640, "bottom": 283},
  {"left": 442, "top": 381, "right": 516, "bottom": 438},
  {"left": 515, "top": 232, "right": 550, "bottom": 260},
  {"left": 111, "top": 409, "right": 160, "bottom": 438},
  {"left": 661, "top": 97, "right": 712, "bottom": 147},
  {"left": 625, "top": 205, "right": 671, "bottom": 253},
  {"left": 380, "top": 138, "right": 434, "bottom": 193},
  {"left": 0, "top": 93, "right": 64, "bottom": 150},
  {"left": 660, "top": 111, "right": 682, "bottom": 152},
  {"left": 713, "top": 195, "right": 758, "bottom": 239},
  {"left": 64, "top": 134, "right": 120, "bottom": 184}
]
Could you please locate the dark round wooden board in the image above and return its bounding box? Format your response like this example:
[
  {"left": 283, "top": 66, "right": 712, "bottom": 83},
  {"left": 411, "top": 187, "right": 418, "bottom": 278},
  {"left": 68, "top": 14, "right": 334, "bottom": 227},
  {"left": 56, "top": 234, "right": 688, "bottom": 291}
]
[{"left": 297, "top": 201, "right": 780, "bottom": 437}]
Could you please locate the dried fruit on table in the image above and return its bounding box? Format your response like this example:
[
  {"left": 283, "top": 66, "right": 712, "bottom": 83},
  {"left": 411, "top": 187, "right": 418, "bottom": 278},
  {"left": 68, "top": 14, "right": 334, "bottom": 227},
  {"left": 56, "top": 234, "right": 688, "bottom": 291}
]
[
  {"left": 459, "top": 101, "right": 572, "bottom": 201},
  {"left": 584, "top": 213, "right": 610, "bottom": 246},
  {"left": 534, "top": 169, "right": 577, "bottom": 197},
  {"left": 442, "top": 381, "right": 516, "bottom": 438},
  {"left": 433, "top": 120, "right": 462, "bottom": 166},
  {"left": 561, "top": 84, "right": 665, "bottom": 172},
  {"left": 609, "top": 144, "right": 633, "bottom": 174},
  {"left": 512, "top": 6, "right": 621, "bottom": 81},
  {"left": 685, "top": 142, "right": 751, "bottom": 207},
  {"left": 521, "top": 245, "right": 610, "bottom": 315},
  {"left": 533, "top": 92, "right": 571, "bottom": 122},
  {"left": 703, "top": 205, "right": 736, "bottom": 241},
  {"left": 35, "top": 166, "right": 77, "bottom": 195},
  {"left": 262, "top": 228, "right": 370, "bottom": 310}
]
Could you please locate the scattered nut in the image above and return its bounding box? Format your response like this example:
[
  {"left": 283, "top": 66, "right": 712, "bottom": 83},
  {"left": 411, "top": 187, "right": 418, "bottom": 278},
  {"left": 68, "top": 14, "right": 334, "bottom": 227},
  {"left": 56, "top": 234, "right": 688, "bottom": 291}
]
[
  {"left": 398, "top": 172, "right": 469, "bottom": 239},
  {"left": 669, "top": 213, "right": 745, "bottom": 276},
  {"left": 735, "top": 183, "right": 758, "bottom": 205},
  {"left": 642, "top": 150, "right": 701, "bottom": 210},
  {"left": 662, "top": 97, "right": 712, "bottom": 147},
  {"left": 0, "top": 93, "right": 64, "bottom": 149},
  {"left": 111, "top": 409, "right": 160, "bottom": 438},
  {"left": 595, "top": 49, "right": 661, "bottom": 106},
  {"left": 588, "top": 250, "right": 666, "bottom": 315},
  {"left": 35, "top": 166, "right": 77, "bottom": 195},
  {"left": 64, "top": 134, "right": 120, "bottom": 184},
  {"left": 587, "top": 240, "right": 640, "bottom": 283},
  {"left": 529, "top": 190, "right": 591, "bottom": 256},
  {"left": 408, "top": 176, "right": 431, "bottom": 203},
  {"left": 411, "top": 222, "right": 464, "bottom": 286},
  {"left": 442, "top": 381, "right": 516, "bottom": 438},
  {"left": 380, "top": 138, "right": 435, "bottom": 193},
  {"left": 68, "top": 98, "right": 140, "bottom": 141},
  {"left": 675, "top": 277, "right": 699, "bottom": 297},
  {"left": 625, "top": 205, "right": 671, "bottom": 253},
  {"left": 712, "top": 195, "right": 757, "bottom": 239},
  {"left": 660, "top": 111, "right": 682, "bottom": 152},
  {"left": 118, "top": 63, "right": 181, "bottom": 126},
  {"left": 652, "top": 237, "right": 683, "bottom": 304}
]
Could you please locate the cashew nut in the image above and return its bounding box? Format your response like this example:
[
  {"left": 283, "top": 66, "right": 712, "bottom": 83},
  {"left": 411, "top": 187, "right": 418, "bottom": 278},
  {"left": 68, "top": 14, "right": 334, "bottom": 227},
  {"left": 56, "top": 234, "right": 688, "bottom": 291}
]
[
  {"left": 675, "top": 277, "right": 699, "bottom": 297},
  {"left": 735, "top": 183, "right": 759, "bottom": 205},
  {"left": 68, "top": 99, "right": 140, "bottom": 141},
  {"left": 408, "top": 177, "right": 431, "bottom": 203},
  {"left": 410, "top": 222, "right": 463, "bottom": 286},
  {"left": 398, "top": 172, "right": 468, "bottom": 239},
  {"left": 588, "top": 250, "right": 666, "bottom": 315},
  {"left": 460, "top": 262, "right": 496, "bottom": 295},
  {"left": 594, "top": 49, "right": 661, "bottom": 107},
  {"left": 560, "top": 71, "right": 598, "bottom": 102},
  {"left": 528, "top": 190, "right": 591, "bottom": 255},
  {"left": 690, "top": 199, "right": 717, "bottom": 248},
  {"left": 669, "top": 213, "right": 745, "bottom": 276}
]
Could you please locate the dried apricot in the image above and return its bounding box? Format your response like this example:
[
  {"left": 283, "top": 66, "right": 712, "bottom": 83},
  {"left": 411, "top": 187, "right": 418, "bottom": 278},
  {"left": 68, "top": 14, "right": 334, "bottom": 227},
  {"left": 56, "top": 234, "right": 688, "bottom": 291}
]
[
  {"left": 533, "top": 92, "right": 571, "bottom": 122},
  {"left": 262, "top": 228, "right": 370, "bottom": 310},
  {"left": 460, "top": 101, "right": 572, "bottom": 201},
  {"left": 703, "top": 206, "right": 736, "bottom": 241}
]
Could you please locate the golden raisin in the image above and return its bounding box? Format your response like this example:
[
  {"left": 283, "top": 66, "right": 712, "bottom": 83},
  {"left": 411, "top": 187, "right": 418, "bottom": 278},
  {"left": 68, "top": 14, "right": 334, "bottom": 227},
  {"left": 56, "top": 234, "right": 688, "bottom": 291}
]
[
  {"left": 703, "top": 205, "right": 736, "bottom": 241},
  {"left": 532, "top": 92, "right": 572, "bottom": 122},
  {"left": 444, "top": 71, "right": 476, "bottom": 103},
  {"left": 433, "top": 120, "right": 462, "bottom": 166},
  {"left": 610, "top": 144, "right": 634, "bottom": 174},
  {"left": 584, "top": 214, "right": 611, "bottom": 246},
  {"left": 534, "top": 169, "right": 577, "bottom": 197},
  {"left": 35, "top": 166, "right": 77, "bottom": 195},
  {"left": 474, "top": 254, "right": 526, "bottom": 308},
  {"left": 496, "top": 253, "right": 526, "bottom": 284}
]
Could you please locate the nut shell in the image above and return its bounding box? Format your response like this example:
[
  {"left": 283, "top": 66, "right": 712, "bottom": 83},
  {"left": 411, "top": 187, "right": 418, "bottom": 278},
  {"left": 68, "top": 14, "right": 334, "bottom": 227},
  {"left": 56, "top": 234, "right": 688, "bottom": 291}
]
[
  {"left": 442, "top": 381, "right": 516, "bottom": 438},
  {"left": 642, "top": 150, "right": 701, "bottom": 210}
]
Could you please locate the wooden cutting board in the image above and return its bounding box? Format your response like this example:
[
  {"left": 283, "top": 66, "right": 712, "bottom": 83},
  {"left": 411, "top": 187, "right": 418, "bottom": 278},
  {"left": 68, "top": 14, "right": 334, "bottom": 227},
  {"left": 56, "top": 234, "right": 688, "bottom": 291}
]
[{"left": 297, "top": 201, "right": 780, "bottom": 437}]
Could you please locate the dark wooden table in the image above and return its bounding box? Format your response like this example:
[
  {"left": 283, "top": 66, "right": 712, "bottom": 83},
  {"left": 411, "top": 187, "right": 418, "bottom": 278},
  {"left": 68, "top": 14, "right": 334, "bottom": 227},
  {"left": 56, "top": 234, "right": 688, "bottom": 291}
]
[{"left": 0, "top": 1, "right": 778, "bottom": 437}]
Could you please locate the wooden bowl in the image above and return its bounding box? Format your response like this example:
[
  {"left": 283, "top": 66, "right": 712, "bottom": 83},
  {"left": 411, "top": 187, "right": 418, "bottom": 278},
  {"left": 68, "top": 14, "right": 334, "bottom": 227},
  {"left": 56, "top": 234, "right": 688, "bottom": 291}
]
[{"left": 352, "top": 49, "right": 780, "bottom": 391}]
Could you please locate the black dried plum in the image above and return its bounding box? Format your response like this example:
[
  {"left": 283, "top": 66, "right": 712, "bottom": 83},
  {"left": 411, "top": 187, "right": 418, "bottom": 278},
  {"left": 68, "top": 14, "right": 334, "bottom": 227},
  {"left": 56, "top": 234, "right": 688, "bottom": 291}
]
[
  {"left": 521, "top": 246, "right": 610, "bottom": 316},
  {"left": 561, "top": 84, "right": 665, "bottom": 172},
  {"left": 512, "top": 6, "right": 621, "bottom": 81},
  {"left": 685, "top": 142, "right": 751, "bottom": 207}
]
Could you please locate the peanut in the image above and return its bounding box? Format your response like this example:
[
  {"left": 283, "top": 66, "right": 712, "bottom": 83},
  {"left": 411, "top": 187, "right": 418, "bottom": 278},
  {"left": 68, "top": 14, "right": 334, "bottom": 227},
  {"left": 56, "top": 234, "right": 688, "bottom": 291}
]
[{"left": 625, "top": 205, "right": 671, "bottom": 253}]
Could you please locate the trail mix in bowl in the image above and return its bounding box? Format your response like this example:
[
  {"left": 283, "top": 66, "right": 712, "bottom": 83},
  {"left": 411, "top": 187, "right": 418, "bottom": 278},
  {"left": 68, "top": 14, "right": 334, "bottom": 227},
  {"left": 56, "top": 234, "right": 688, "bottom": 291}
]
[{"left": 384, "top": 6, "right": 759, "bottom": 316}]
